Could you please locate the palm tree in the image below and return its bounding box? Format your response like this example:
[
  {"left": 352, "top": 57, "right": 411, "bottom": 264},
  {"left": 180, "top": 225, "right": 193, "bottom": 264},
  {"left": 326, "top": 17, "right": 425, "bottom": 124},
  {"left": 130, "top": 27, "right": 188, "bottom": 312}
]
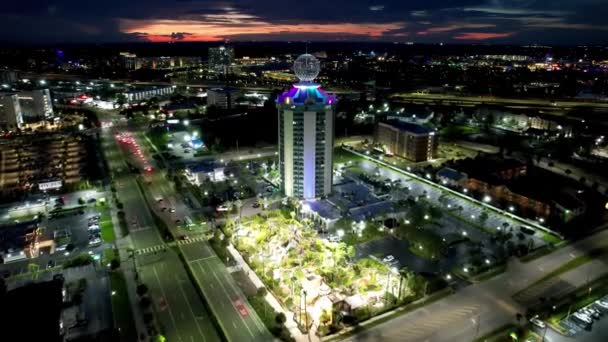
[{"left": 234, "top": 199, "right": 243, "bottom": 219}]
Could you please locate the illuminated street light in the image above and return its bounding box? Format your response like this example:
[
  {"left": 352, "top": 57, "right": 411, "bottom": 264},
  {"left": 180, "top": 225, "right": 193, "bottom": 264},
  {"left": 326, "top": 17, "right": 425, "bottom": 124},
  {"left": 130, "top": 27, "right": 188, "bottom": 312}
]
[
  {"left": 183, "top": 119, "right": 190, "bottom": 126},
  {"left": 483, "top": 195, "right": 492, "bottom": 203},
  {"left": 508, "top": 206, "right": 515, "bottom": 212}
]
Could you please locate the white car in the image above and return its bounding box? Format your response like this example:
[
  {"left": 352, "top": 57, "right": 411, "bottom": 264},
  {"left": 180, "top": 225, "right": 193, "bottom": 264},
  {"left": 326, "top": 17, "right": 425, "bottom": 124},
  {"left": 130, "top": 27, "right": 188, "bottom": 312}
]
[
  {"left": 582, "top": 308, "right": 600, "bottom": 319},
  {"left": 170, "top": 208, "right": 176, "bottom": 213},
  {"left": 88, "top": 225, "right": 99, "bottom": 231},
  {"left": 595, "top": 300, "right": 608, "bottom": 309},
  {"left": 530, "top": 317, "right": 546, "bottom": 329},
  {"left": 573, "top": 312, "right": 593, "bottom": 324},
  {"left": 383, "top": 255, "right": 395, "bottom": 263},
  {"left": 328, "top": 235, "right": 340, "bottom": 243}
]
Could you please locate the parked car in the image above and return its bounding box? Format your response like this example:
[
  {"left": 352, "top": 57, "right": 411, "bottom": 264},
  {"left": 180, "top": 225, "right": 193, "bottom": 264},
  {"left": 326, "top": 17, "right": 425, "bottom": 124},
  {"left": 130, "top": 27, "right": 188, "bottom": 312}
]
[
  {"left": 530, "top": 317, "right": 546, "bottom": 329},
  {"left": 382, "top": 255, "right": 395, "bottom": 263},
  {"left": 328, "top": 235, "right": 340, "bottom": 243},
  {"left": 595, "top": 300, "right": 608, "bottom": 310}
]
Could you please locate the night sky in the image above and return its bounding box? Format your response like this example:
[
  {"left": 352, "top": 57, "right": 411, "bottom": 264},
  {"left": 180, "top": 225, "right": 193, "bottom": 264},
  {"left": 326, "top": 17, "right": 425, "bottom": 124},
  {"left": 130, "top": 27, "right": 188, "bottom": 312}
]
[{"left": 1, "top": 0, "right": 607, "bottom": 44}]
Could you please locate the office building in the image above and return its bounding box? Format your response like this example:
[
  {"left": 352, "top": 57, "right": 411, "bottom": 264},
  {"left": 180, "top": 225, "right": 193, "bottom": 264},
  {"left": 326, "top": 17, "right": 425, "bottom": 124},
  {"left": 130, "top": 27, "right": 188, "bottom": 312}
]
[
  {"left": 0, "top": 94, "right": 23, "bottom": 129},
  {"left": 120, "top": 52, "right": 201, "bottom": 70},
  {"left": 17, "top": 89, "right": 53, "bottom": 119},
  {"left": 0, "top": 70, "right": 19, "bottom": 84},
  {"left": 208, "top": 46, "right": 235, "bottom": 74},
  {"left": 123, "top": 84, "right": 175, "bottom": 102},
  {"left": 277, "top": 54, "right": 336, "bottom": 199},
  {"left": 207, "top": 87, "right": 238, "bottom": 109},
  {"left": 374, "top": 120, "right": 437, "bottom": 162}
]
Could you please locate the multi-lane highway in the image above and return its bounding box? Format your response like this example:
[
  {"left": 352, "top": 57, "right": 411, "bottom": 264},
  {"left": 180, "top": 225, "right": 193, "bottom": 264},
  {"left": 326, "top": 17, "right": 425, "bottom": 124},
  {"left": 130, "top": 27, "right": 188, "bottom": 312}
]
[
  {"left": 99, "top": 115, "right": 223, "bottom": 342},
  {"left": 99, "top": 111, "right": 271, "bottom": 341}
]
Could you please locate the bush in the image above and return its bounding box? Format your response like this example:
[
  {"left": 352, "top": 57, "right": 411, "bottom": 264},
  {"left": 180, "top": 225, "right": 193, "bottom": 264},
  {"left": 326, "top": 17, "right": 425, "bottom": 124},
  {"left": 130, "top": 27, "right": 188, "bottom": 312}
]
[
  {"left": 140, "top": 296, "right": 152, "bottom": 309},
  {"left": 275, "top": 312, "right": 286, "bottom": 324}
]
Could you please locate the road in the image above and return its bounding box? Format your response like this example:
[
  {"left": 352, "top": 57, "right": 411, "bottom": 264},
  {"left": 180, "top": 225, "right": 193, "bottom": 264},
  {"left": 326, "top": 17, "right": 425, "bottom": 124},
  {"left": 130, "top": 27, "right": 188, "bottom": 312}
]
[
  {"left": 180, "top": 241, "right": 271, "bottom": 342},
  {"left": 138, "top": 251, "right": 221, "bottom": 342},
  {"left": 133, "top": 129, "right": 273, "bottom": 341},
  {"left": 345, "top": 228, "right": 608, "bottom": 342},
  {"left": 391, "top": 92, "right": 608, "bottom": 112},
  {"left": 98, "top": 115, "right": 223, "bottom": 341},
  {"left": 100, "top": 113, "right": 271, "bottom": 341}
]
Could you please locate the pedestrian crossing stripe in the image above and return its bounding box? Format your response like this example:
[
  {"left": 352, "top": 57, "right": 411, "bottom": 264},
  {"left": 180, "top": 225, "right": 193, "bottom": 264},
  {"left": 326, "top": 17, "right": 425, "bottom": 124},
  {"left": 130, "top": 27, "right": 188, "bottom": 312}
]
[{"left": 134, "top": 235, "right": 208, "bottom": 255}]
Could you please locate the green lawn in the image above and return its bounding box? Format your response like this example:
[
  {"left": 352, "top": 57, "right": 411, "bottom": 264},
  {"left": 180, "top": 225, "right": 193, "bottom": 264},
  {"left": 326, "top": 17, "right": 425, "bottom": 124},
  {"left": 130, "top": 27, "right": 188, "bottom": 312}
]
[
  {"left": 100, "top": 213, "right": 116, "bottom": 242},
  {"left": 109, "top": 271, "right": 138, "bottom": 342},
  {"left": 541, "top": 232, "right": 563, "bottom": 245},
  {"left": 334, "top": 147, "right": 363, "bottom": 165}
]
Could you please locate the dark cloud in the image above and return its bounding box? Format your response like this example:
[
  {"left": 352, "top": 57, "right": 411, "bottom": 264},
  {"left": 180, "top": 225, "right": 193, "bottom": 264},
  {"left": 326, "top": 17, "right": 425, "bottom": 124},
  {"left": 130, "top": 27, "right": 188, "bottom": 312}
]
[
  {"left": 0, "top": 0, "right": 605, "bottom": 44},
  {"left": 170, "top": 32, "right": 191, "bottom": 40}
]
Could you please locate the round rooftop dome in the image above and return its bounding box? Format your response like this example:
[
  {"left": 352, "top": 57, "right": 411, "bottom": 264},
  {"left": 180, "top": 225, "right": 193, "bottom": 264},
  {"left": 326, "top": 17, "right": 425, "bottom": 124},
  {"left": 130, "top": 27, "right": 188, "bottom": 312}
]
[{"left": 293, "top": 54, "right": 320, "bottom": 82}]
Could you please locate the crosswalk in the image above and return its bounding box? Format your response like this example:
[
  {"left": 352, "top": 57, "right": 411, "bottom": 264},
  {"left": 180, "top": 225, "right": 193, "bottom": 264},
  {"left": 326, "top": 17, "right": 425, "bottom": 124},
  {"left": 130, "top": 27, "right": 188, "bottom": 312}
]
[{"left": 134, "top": 236, "right": 208, "bottom": 255}]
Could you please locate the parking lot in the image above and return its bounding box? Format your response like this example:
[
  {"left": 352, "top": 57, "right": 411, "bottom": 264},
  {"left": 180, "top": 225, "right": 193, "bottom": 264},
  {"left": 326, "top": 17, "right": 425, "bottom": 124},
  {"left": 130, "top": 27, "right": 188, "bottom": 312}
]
[
  {"left": 560, "top": 296, "right": 608, "bottom": 335},
  {"left": 321, "top": 160, "right": 549, "bottom": 280}
]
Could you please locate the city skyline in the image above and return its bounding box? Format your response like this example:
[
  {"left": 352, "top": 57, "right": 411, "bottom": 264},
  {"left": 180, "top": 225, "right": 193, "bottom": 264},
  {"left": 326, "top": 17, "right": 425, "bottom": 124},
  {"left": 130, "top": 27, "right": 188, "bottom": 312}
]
[{"left": 0, "top": 1, "right": 607, "bottom": 44}]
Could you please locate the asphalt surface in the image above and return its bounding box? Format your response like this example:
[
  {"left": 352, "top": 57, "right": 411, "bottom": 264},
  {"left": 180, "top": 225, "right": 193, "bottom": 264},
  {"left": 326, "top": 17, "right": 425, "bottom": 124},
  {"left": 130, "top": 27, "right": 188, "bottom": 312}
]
[
  {"left": 104, "top": 120, "right": 271, "bottom": 341},
  {"left": 345, "top": 228, "right": 608, "bottom": 342},
  {"left": 138, "top": 251, "right": 221, "bottom": 342},
  {"left": 99, "top": 117, "right": 224, "bottom": 341},
  {"left": 180, "top": 241, "right": 272, "bottom": 342}
]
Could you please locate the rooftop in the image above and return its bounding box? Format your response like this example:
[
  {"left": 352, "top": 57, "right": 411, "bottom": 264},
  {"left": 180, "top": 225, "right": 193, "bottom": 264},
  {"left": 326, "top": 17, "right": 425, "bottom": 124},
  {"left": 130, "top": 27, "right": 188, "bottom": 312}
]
[
  {"left": 381, "top": 120, "right": 435, "bottom": 135},
  {"left": 437, "top": 167, "right": 468, "bottom": 181},
  {"left": 276, "top": 83, "right": 337, "bottom": 106}
]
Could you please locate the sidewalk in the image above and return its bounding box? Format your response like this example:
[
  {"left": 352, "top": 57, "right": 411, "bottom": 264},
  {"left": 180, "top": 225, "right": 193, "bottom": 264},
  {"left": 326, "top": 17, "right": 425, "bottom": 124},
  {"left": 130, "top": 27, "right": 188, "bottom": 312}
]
[
  {"left": 227, "top": 244, "right": 319, "bottom": 342},
  {"left": 108, "top": 189, "right": 148, "bottom": 340}
]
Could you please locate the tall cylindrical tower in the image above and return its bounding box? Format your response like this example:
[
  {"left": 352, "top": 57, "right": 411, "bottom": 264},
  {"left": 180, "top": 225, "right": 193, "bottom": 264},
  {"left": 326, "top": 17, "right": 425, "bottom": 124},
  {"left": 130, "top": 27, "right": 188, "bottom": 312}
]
[{"left": 277, "top": 54, "right": 336, "bottom": 199}]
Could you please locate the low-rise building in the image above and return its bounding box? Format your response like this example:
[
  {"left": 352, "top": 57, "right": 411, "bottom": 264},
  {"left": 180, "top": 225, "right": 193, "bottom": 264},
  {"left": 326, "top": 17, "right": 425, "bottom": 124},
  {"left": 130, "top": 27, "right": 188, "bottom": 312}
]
[
  {"left": 374, "top": 120, "right": 438, "bottom": 162},
  {"left": 436, "top": 167, "right": 468, "bottom": 187},
  {"left": 184, "top": 162, "right": 225, "bottom": 185},
  {"left": 123, "top": 84, "right": 174, "bottom": 103}
]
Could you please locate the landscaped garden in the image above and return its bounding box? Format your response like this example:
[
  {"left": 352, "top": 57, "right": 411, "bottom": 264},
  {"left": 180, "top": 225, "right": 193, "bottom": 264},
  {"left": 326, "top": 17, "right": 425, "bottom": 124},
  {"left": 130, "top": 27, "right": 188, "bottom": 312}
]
[{"left": 226, "top": 210, "right": 429, "bottom": 335}]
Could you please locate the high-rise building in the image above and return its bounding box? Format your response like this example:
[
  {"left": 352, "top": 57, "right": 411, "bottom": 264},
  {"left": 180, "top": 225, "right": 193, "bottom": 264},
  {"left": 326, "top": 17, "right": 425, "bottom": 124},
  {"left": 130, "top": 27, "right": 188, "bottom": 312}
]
[
  {"left": 208, "top": 46, "right": 235, "bottom": 74},
  {"left": 0, "top": 94, "right": 23, "bottom": 129},
  {"left": 277, "top": 54, "right": 336, "bottom": 199},
  {"left": 207, "top": 88, "right": 238, "bottom": 109},
  {"left": 374, "top": 120, "right": 437, "bottom": 162}
]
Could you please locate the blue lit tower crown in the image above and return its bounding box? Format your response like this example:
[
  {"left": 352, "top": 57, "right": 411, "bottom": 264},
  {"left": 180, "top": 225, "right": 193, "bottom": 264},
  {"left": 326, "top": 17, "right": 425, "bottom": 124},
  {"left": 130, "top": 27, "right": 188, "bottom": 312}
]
[{"left": 277, "top": 54, "right": 336, "bottom": 199}]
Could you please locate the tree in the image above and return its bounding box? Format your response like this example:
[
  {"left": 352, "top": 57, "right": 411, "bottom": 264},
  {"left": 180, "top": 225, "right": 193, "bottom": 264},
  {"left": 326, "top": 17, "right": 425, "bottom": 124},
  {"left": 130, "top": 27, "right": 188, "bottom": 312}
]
[
  {"left": 235, "top": 199, "right": 243, "bottom": 219},
  {"left": 137, "top": 283, "right": 149, "bottom": 297},
  {"left": 478, "top": 211, "right": 489, "bottom": 224}
]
